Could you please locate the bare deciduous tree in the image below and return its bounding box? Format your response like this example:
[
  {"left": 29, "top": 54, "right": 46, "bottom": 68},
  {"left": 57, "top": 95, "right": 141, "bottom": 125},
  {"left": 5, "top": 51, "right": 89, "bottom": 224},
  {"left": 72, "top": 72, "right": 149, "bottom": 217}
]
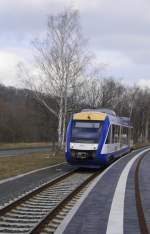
[{"left": 19, "top": 9, "right": 90, "bottom": 149}]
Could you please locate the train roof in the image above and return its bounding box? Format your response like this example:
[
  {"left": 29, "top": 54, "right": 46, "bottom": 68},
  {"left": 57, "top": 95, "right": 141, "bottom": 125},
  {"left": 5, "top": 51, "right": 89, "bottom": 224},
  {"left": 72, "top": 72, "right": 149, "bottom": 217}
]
[
  {"left": 108, "top": 115, "right": 132, "bottom": 127},
  {"left": 73, "top": 109, "right": 132, "bottom": 127},
  {"left": 81, "top": 108, "right": 116, "bottom": 116}
]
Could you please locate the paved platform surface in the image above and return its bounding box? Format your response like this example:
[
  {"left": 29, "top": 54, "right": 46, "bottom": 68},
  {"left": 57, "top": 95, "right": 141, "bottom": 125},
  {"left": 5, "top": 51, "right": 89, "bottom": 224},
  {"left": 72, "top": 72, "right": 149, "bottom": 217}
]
[
  {"left": 0, "top": 163, "right": 74, "bottom": 206},
  {"left": 56, "top": 148, "right": 150, "bottom": 234}
]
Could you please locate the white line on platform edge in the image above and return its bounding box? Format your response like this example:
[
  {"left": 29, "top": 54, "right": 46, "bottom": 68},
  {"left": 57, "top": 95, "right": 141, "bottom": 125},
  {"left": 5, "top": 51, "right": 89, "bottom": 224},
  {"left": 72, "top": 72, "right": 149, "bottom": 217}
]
[
  {"left": 54, "top": 149, "right": 144, "bottom": 234},
  {"left": 0, "top": 162, "right": 66, "bottom": 185},
  {"left": 106, "top": 148, "right": 150, "bottom": 234}
]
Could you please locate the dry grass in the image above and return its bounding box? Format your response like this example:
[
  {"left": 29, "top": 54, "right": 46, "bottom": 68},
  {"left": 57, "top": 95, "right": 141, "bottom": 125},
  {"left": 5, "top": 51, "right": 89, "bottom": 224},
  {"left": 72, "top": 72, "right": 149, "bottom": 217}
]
[
  {"left": 1, "top": 142, "right": 148, "bottom": 181},
  {"left": 0, "top": 142, "right": 51, "bottom": 150},
  {"left": 132, "top": 143, "right": 150, "bottom": 150},
  {"left": 0, "top": 152, "right": 65, "bottom": 180}
]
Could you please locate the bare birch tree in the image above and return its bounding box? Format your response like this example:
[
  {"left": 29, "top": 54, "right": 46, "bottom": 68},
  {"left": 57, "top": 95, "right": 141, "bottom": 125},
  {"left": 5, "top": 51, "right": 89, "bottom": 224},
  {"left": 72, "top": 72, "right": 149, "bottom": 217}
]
[{"left": 19, "top": 9, "right": 90, "bottom": 149}]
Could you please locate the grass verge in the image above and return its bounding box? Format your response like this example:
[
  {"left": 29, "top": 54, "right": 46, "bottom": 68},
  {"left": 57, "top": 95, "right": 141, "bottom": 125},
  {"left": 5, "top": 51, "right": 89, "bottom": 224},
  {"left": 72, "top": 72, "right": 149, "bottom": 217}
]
[
  {"left": 0, "top": 142, "right": 51, "bottom": 150},
  {"left": 0, "top": 152, "right": 65, "bottom": 181},
  {"left": 132, "top": 143, "right": 150, "bottom": 150}
]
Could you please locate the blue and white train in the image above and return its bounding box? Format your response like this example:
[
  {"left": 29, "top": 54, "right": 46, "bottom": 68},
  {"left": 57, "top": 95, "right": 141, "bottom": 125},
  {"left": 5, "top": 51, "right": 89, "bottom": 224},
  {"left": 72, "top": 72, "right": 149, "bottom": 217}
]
[{"left": 65, "top": 109, "right": 133, "bottom": 168}]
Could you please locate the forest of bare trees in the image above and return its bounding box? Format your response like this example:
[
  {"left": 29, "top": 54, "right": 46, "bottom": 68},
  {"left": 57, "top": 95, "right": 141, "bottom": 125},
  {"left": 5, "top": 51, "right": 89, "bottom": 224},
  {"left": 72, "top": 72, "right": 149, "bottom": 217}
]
[
  {"left": 1, "top": 9, "right": 150, "bottom": 146},
  {"left": 18, "top": 10, "right": 91, "bottom": 149},
  {"left": 0, "top": 84, "right": 57, "bottom": 143},
  {"left": 0, "top": 79, "right": 150, "bottom": 145}
]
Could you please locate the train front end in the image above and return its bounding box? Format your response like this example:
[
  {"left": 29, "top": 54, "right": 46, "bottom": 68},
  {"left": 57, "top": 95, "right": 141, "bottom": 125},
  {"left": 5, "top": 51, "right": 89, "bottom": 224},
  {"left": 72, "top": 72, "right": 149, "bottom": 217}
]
[{"left": 65, "top": 111, "right": 109, "bottom": 168}]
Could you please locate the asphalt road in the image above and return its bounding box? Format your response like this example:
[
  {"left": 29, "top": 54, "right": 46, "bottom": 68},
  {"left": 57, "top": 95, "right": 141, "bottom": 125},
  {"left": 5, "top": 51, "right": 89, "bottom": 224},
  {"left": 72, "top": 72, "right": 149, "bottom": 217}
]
[{"left": 0, "top": 146, "right": 52, "bottom": 157}]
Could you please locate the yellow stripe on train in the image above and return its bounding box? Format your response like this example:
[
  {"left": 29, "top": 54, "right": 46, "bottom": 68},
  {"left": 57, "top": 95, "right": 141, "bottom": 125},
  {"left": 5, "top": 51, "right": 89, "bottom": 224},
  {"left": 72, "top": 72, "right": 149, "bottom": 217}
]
[{"left": 73, "top": 112, "right": 107, "bottom": 121}]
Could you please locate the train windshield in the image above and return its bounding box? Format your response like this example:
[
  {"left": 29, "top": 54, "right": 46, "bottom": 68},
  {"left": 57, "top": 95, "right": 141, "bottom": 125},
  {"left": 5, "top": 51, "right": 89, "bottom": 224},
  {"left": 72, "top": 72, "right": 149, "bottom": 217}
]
[{"left": 71, "top": 121, "right": 102, "bottom": 143}]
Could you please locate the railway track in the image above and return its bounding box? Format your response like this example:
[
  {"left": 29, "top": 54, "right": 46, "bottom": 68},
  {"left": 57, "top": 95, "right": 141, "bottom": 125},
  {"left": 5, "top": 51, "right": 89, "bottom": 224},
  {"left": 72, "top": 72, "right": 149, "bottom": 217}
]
[{"left": 0, "top": 169, "right": 100, "bottom": 234}]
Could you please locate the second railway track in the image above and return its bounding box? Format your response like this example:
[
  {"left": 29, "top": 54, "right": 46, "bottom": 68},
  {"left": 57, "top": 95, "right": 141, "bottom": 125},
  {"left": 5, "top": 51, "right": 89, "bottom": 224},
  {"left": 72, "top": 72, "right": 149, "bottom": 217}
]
[{"left": 0, "top": 169, "right": 100, "bottom": 234}]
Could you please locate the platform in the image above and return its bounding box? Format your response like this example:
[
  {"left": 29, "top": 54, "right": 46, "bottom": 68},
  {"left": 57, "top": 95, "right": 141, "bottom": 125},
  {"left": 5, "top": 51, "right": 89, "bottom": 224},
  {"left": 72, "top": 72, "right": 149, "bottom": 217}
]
[{"left": 55, "top": 147, "right": 150, "bottom": 234}]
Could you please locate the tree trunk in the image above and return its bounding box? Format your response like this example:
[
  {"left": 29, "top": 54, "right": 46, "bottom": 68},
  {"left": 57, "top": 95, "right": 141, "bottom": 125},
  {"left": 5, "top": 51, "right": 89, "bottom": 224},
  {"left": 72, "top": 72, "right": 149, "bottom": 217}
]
[
  {"left": 61, "top": 90, "right": 67, "bottom": 148},
  {"left": 145, "top": 119, "right": 149, "bottom": 143},
  {"left": 58, "top": 91, "right": 64, "bottom": 149},
  {"left": 61, "top": 74, "right": 68, "bottom": 149}
]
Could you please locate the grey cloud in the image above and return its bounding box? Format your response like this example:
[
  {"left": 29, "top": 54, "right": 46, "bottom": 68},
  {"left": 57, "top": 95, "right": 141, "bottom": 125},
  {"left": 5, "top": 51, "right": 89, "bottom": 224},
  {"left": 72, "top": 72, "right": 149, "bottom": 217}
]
[
  {"left": 0, "top": 0, "right": 72, "bottom": 32},
  {"left": 89, "top": 34, "right": 150, "bottom": 64},
  {"left": 0, "top": 0, "right": 150, "bottom": 84},
  {"left": 0, "top": 0, "right": 67, "bottom": 47}
]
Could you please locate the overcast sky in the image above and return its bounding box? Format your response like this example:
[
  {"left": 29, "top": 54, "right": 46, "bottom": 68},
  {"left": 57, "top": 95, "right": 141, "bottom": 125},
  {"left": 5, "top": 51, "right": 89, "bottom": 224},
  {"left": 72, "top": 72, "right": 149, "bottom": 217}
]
[{"left": 0, "top": 0, "right": 150, "bottom": 87}]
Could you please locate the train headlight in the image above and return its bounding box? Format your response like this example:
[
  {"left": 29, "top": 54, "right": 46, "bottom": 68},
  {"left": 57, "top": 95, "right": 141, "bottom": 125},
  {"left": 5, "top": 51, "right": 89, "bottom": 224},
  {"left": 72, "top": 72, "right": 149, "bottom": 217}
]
[{"left": 70, "top": 143, "right": 74, "bottom": 149}]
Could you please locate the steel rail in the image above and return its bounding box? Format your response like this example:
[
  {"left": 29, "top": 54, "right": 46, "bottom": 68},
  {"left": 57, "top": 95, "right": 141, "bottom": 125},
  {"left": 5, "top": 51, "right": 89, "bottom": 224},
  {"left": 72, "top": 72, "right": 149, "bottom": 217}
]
[
  {"left": 0, "top": 170, "right": 76, "bottom": 217},
  {"left": 0, "top": 169, "right": 99, "bottom": 234},
  {"left": 29, "top": 171, "right": 100, "bottom": 234}
]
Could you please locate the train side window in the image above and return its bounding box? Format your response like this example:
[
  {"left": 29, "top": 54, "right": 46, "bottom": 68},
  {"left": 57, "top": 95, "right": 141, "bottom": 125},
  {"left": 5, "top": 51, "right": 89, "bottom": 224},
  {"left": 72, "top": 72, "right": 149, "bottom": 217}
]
[
  {"left": 121, "top": 127, "right": 128, "bottom": 145},
  {"left": 114, "top": 126, "right": 118, "bottom": 142},
  {"left": 120, "top": 127, "right": 123, "bottom": 145},
  {"left": 115, "top": 125, "right": 120, "bottom": 143},
  {"left": 112, "top": 125, "right": 115, "bottom": 143},
  {"left": 106, "top": 127, "right": 111, "bottom": 144},
  {"left": 112, "top": 125, "right": 120, "bottom": 143}
]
